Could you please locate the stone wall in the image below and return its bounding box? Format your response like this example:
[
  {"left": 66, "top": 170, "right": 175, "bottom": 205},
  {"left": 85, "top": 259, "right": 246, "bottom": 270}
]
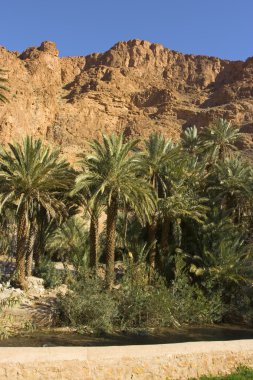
[{"left": 0, "top": 340, "right": 253, "bottom": 379}]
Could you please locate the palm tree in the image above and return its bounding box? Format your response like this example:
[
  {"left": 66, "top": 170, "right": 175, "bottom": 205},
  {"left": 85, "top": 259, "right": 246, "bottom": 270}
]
[
  {"left": 181, "top": 126, "right": 200, "bottom": 155},
  {"left": 208, "top": 156, "right": 253, "bottom": 223},
  {"left": 159, "top": 183, "right": 208, "bottom": 253},
  {"left": 0, "top": 69, "right": 9, "bottom": 103},
  {"left": 190, "top": 237, "right": 252, "bottom": 286},
  {"left": 72, "top": 164, "right": 105, "bottom": 274},
  {"left": 0, "top": 137, "right": 74, "bottom": 289},
  {"left": 47, "top": 215, "right": 89, "bottom": 271},
  {"left": 33, "top": 195, "right": 78, "bottom": 273},
  {"left": 76, "top": 134, "right": 156, "bottom": 288},
  {"left": 201, "top": 118, "right": 241, "bottom": 162},
  {"left": 141, "top": 133, "right": 177, "bottom": 267},
  {"left": 158, "top": 151, "right": 207, "bottom": 257}
]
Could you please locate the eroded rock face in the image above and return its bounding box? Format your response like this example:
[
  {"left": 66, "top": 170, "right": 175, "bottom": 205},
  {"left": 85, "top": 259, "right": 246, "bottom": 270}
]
[{"left": 0, "top": 39, "right": 253, "bottom": 158}]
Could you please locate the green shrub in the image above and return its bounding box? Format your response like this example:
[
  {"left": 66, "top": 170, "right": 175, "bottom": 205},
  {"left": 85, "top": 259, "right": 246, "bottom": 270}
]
[
  {"left": 35, "top": 257, "right": 63, "bottom": 288},
  {"left": 0, "top": 286, "right": 22, "bottom": 340},
  {"left": 116, "top": 259, "right": 223, "bottom": 329},
  {"left": 58, "top": 276, "right": 117, "bottom": 333},
  {"left": 115, "top": 261, "right": 174, "bottom": 329},
  {"left": 116, "top": 283, "right": 174, "bottom": 329},
  {"left": 58, "top": 259, "right": 225, "bottom": 333},
  {"left": 170, "top": 275, "right": 224, "bottom": 325},
  {"left": 193, "top": 366, "right": 253, "bottom": 379}
]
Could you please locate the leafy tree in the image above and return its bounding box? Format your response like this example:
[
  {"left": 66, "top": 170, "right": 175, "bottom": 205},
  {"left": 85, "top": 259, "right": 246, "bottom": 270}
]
[{"left": 0, "top": 137, "right": 74, "bottom": 289}]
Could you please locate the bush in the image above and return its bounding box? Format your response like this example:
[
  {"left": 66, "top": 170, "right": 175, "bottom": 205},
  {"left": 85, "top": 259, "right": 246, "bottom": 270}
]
[
  {"left": 116, "top": 283, "right": 174, "bottom": 329},
  {"left": 58, "top": 260, "right": 225, "bottom": 333},
  {"left": 170, "top": 275, "right": 224, "bottom": 325},
  {"left": 116, "top": 264, "right": 223, "bottom": 329},
  {"left": 222, "top": 285, "right": 253, "bottom": 324},
  {"left": 0, "top": 286, "right": 22, "bottom": 340},
  {"left": 115, "top": 261, "right": 174, "bottom": 329},
  {"left": 58, "top": 276, "right": 117, "bottom": 333},
  {"left": 34, "top": 257, "right": 63, "bottom": 288}
]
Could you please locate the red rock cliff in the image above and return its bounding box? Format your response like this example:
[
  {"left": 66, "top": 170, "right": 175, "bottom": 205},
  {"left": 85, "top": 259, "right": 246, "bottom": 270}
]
[{"left": 0, "top": 39, "right": 252, "bottom": 157}]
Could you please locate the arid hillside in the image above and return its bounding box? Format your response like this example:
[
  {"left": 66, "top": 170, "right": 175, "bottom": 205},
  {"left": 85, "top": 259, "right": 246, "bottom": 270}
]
[{"left": 0, "top": 39, "right": 253, "bottom": 157}]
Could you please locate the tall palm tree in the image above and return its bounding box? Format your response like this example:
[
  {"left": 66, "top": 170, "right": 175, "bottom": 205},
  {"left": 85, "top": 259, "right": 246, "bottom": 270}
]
[
  {"left": 159, "top": 184, "right": 208, "bottom": 237},
  {"left": 141, "top": 133, "right": 177, "bottom": 267},
  {"left": 158, "top": 149, "right": 207, "bottom": 258},
  {"left": 0, "top": 137, "right": 74, "bottom": 289},
  {"left": 201, "top": 118, "right": 241, "bottom": 162},
  {"left": 72, "top": 173, "right": 104, "bottom": 274},
  {"left": 76, "top": 134, "right": 156, "bottom": 288},
  {"left": 0, "top": 69, "right": 9, "bottom": 103}
]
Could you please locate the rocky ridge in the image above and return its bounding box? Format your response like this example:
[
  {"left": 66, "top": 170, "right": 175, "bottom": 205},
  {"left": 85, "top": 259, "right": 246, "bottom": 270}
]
[{"left": 0, "top": 39, "right": 253, "bottom": 157}]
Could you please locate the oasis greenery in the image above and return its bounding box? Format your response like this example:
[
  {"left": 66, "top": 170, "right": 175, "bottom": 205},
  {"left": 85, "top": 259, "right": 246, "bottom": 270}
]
[{"left": 0, "top": 119, "right": 253, "bottom": 331}]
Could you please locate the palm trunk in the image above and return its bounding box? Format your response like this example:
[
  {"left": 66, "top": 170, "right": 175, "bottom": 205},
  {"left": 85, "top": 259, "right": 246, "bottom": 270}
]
[
  {"left": 105, "top": 197, "right": 118, "bottom": 289},
  {"left": 33, "top": 229, "right": 45, "bottom": 271},
  {"left": 33, "top": 209, "right": 48, "bottom": 272},
  {"left": 173, "top": 218, "right": 182, "bottom": 248},
  {"left": 33, "top": 242, "right": 40, "bottom": 271},
  {"left": 26, "top": 223, "right": 37, "bottom": 277},
  {"left": 89, "top": 213, "right": 99, "bottom": 273},
  {"left": 14, "top": 208, "right": 28, "bottom": 290},
  {"left": 160, "top": 216, "right": 170, "bottom": 256},
  {"left": 147, "top": 220, "right": 156, "bottom": 268},
  {"left": 156, "top": 216, "right": 170, "bottom": 273},
  {"left": 122, "top": 209, "right": 128, "bottom": 250},
  {"left": 148, "top": 173, "right": 157, "bottom": 269}
]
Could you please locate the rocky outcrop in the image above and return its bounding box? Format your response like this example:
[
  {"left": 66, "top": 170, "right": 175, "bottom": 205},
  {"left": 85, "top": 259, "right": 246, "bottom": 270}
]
[{"left": 0, "top": 39, "right": 253, "bottom": 158}]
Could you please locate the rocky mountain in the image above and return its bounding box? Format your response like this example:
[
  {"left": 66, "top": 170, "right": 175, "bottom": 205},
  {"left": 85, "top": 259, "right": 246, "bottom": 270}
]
[{"left": 0, "top": 39, "right": 252, "bottom": 157}]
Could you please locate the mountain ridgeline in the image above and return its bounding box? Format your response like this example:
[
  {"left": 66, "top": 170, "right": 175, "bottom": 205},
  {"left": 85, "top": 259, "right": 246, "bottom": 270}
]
[{"left": 0, "top": 39, "right": 253, "bottom": 157}]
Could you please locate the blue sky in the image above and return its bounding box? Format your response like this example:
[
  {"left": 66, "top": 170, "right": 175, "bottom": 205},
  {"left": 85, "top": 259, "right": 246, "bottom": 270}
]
[{"left": 1, "top": 0, "right": 252, "bottom": 60}]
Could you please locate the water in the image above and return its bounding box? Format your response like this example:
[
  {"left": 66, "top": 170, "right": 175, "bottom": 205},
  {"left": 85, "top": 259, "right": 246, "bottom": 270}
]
[{"left": 1, "top": 325, "right": 253, "bottom": 347}]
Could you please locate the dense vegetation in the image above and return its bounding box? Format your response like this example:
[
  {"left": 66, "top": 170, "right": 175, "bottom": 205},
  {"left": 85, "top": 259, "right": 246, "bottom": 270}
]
[
  {"left": 1, "top": 118, "right": 253, "bottom": 331},
  {"left": 193, "top": 367, "right": 253, "bottom": 379}
]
